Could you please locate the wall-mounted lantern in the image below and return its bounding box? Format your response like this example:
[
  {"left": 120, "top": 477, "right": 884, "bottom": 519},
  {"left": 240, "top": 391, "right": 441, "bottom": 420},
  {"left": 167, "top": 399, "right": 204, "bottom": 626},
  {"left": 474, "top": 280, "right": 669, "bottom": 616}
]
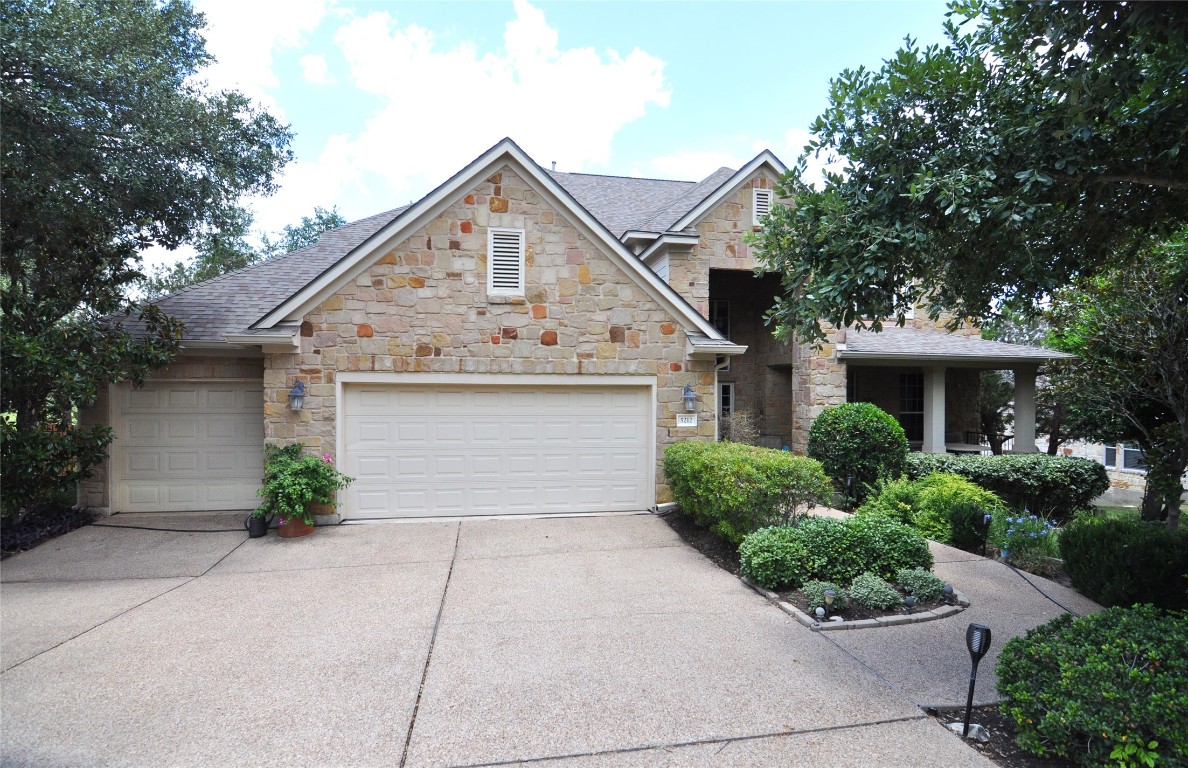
[
  {"left": 682, "top": 384, "right": 697, "bottom": 412},
  {"left": 288, "top": 381, "right": 306, "bottom": 411}
]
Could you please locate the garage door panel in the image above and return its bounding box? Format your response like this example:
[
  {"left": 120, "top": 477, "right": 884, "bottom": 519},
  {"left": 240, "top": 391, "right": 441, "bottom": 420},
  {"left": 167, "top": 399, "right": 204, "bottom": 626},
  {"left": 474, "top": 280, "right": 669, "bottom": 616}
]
[
  {"left": 115, "top": 381, "right": 264, "bottom": 512},
  {"left": 343, "top": 383, "right": 651, "bottom": 519}
]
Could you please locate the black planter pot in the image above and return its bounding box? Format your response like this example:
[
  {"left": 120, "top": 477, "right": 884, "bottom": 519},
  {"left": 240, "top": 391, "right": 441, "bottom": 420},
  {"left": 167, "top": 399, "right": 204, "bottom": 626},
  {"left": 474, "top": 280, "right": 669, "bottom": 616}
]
[{"left": 246, "top": 514, "right": 270, "bottom": 538}]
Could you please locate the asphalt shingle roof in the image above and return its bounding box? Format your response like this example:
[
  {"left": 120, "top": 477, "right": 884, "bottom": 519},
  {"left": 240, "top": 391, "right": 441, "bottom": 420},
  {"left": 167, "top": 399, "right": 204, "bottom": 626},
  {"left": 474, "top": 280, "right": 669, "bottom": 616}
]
[
  {"left": 153, "top": 206, "right": 406, "bottom": 341},
  {"left": 840, "top": 327, "right": 1073, "bottom": 361},
  {"left": 546, "top": 171, "right": 703, "bottom": 237}
]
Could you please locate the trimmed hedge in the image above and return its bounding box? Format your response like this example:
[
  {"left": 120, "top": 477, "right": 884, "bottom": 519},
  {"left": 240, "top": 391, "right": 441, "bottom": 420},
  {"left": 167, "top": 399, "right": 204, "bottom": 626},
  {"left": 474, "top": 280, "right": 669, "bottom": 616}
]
[
  {"left": 858, "top": 473, "right": 1007, "bottom": 552},
  {"left": 848, "top": 572, "right": 902, "bottom": 609},
  {"left": 997, "top": 606, "right": 1188, "bottom": 768},
  {"left": 904, "top": 453, "right": 1109, "bottom": 521},
  {"left": 1059, "top": 517, "right": 1188, "bottom": 610},
  {"left": 664, "top": 441, "right": 833, "bottom": 545},
  {"left": 896, "top": 567, "right": 947, "bottom": 602},
  {"left": 739, "top": 515, "right": 932, "bottom": 589},
  {"left": 807, "top": 402, "right": 908, "bottom": 507}
]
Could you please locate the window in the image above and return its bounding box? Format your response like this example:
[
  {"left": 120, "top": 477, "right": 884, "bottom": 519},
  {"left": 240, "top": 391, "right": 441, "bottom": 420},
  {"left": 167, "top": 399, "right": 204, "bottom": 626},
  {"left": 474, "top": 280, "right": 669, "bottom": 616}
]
[
  {"left": 752, "top": 188, "right": 773, "bottom": 227},
  {"left": 899, "top": 372, "right": 924, "bottom": 443},
  {"left": 1104, "top": 445, "right": 1117, "bottom": 468},
  {"left": 1122, "top": 442, "right": 1147, "bottom": 471},
  {"left": 487, "top": 228, "right": 525, "bottom": 295},
  {"left": 719, "top": 382, "right": 735, "bottom": 416}
]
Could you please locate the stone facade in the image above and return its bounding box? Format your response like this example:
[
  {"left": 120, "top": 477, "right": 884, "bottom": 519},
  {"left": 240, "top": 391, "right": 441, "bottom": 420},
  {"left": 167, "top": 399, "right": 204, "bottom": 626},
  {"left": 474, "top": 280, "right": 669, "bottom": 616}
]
[
  {"left": 262, "top": 165, "right": 717, "bottom": 503},
  {"left": 80, "top": 354, "right": 263, "bottom": 510},
  {"left": 668, "top": 170, "right": 778, "bottom": 316}
]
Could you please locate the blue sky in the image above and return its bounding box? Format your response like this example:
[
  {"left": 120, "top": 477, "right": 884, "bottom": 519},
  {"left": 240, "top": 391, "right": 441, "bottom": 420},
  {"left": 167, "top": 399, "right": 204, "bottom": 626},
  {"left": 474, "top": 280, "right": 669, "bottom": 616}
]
[{"left": 152, "top": 0, "right": 954, "bottom": 267}]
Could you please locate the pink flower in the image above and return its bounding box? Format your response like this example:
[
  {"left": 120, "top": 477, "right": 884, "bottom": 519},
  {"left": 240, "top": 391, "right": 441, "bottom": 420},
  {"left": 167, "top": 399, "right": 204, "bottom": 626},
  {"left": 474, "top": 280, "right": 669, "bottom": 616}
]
[{"left": 321, "top": 454, "right": 334, "bottom": 463}]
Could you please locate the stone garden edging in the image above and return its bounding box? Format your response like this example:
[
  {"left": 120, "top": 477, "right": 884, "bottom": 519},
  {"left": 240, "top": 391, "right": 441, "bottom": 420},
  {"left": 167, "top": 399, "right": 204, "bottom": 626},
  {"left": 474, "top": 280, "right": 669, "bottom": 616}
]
[{"left": 741, "top": 576, "right": 971, "bottom": 631}]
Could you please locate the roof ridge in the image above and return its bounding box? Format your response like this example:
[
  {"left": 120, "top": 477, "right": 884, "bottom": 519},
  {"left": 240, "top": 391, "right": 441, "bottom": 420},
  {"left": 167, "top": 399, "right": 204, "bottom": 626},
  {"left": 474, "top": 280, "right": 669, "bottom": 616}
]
[
  {"left": 638, "top": 166, "right": 738, "bottom": 231},
  {"left": 548, "top": 169, "right": 697, "bottom": 185}
]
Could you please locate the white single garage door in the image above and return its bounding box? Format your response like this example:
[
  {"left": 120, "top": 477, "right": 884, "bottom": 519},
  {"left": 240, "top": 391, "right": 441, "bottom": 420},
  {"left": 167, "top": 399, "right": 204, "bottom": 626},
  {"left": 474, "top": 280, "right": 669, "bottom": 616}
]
[
  {"left": 342, "top": 383, "right": 653, "bottom": 519},
  {"left": 113, "top": 381, "right": 265, "bottom": 512}
]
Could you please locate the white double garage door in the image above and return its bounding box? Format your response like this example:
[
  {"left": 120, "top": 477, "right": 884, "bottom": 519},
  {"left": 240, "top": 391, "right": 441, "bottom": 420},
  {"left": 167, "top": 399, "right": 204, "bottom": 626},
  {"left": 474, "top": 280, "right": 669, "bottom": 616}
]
[{"left": 114, "top": 379, "right": 654, "bottom": 518}]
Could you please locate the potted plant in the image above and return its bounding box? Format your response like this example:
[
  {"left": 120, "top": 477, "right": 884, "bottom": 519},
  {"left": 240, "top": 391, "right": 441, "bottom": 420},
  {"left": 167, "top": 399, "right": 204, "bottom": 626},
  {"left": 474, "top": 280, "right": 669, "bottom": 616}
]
[{"left": 254, "top": 444, "right": 354, "bottom": 538}]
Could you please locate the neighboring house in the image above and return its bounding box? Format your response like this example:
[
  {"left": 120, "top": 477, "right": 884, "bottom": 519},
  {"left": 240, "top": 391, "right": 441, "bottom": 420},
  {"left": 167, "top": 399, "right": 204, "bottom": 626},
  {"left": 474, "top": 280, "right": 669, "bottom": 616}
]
[
  {"left": 1039, "top": 438, "right": 1188, "bottom": 498},
  {"left": 80, "top": 138, "right": 1070, "bottom": 519}
]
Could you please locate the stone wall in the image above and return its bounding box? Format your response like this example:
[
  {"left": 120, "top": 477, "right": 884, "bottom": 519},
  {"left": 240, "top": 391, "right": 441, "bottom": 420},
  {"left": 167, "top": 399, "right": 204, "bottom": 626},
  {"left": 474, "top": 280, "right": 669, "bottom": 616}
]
[
  {"left": 667, "top": 170, "right": 779, "bottom": 317},
  {"left": 78, "top": 354, "right": 263, "bottom": 511},
  {"left": 263, "top": 165, "right": 717, "bottom": 504}
]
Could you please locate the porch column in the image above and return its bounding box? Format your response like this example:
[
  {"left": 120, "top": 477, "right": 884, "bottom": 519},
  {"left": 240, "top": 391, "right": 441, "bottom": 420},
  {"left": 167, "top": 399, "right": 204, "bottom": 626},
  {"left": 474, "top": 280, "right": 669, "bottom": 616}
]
[
  {"left": 922, "top": 366, "right": 947, "bottom": 454},
  {"left": 1013, "top": 365, "right": 1038, "bottom": 453}
]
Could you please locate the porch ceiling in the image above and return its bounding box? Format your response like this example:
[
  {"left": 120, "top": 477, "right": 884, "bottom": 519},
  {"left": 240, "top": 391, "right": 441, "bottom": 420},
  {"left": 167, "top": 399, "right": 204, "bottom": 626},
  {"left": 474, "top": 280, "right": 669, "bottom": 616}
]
[{"left": 836, "top": 327, "right": 1073, "bottom": 368}]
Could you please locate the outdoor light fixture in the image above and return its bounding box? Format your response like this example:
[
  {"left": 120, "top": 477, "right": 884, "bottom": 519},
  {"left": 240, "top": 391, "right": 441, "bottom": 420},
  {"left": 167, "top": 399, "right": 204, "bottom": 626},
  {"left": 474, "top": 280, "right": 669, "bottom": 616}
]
[
  {"left": 904, "top": 595, "right": 915, "bottom": 614},
  {"left": 682, "top": 384, "right": 697, "bottom": 412},
  {"left": 943, "top": 584, "right": 954, "bottom": 605},
  {"left": 948, "top": 623, "right": 993, "bottom": 741},
  {"left": 814, "top": 606, "right": 825, "bottom": 622},
  {"left": 824, "top": 589, "right": 837, "bottom": 619},
  {"left": 288, "top": 381, "right": 306, "bottom": 411}
]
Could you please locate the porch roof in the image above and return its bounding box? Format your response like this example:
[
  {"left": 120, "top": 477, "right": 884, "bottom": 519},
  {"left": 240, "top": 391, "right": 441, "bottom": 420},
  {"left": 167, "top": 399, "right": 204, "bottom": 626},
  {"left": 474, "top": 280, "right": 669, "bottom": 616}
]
[{"left": 836, "top": 327, "right": 1073, "bottom": 367}]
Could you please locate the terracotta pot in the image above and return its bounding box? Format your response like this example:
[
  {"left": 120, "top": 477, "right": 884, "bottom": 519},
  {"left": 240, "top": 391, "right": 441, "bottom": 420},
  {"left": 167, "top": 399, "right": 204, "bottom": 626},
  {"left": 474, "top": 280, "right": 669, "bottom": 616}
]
[
  {"left": 308, "top": 501, "right": 335, "bottom": 517},
  {"left": 278, "top": 516, "right": 314, "bottom": 538}
]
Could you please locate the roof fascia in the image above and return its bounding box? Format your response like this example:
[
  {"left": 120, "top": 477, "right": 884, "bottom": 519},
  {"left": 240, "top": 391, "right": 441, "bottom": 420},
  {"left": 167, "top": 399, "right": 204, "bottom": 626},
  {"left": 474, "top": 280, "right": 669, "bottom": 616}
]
[
  {"left": 256, "top": 138, "right": 724, "bottom": 340},
  {"left": 688, "top": 339, "right": 748, "bottom": 359},
  {"left": 668, "top": 150, "right": 788, "bottom": 232},
  {"left": 224, "top": 331, "right": 300, "bottom": 353},
  {"left": 639, "top": 233, "right": 700, "bottom": 265},
  {"left": 838, "top": 350, "right": 1071, "bottom": 367}
]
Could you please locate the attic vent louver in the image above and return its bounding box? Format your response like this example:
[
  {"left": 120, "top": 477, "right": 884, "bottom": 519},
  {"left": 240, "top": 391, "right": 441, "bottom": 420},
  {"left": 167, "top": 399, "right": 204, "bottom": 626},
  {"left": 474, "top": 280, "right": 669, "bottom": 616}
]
[
  {"left": 752, "top": 188, "right": 773, "bottom": 226},
  {"left": 487, "top": 227, "right": 525, "bottom": 295}
]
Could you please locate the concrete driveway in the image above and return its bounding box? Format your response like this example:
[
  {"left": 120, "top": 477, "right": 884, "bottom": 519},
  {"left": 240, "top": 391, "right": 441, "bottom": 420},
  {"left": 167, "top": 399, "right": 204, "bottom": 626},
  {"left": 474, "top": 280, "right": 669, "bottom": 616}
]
[{"left": 1, "top": 513, "right": 995, "bottom": 767}]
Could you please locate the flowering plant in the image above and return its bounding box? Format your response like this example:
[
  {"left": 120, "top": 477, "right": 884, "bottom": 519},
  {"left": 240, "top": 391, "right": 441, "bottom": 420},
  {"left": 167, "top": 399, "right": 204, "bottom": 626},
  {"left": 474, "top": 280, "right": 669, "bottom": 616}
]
[
  {"left": 254, "top": 444, "right": 354, "bottom": 525},
  {"left": 988, "top": 511, "right": 1057, "bottom": 562}
]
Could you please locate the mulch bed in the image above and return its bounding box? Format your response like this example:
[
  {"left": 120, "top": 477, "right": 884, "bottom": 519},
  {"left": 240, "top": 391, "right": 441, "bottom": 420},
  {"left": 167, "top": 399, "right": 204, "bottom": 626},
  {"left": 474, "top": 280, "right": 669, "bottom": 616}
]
[
  {"left": 659, "top": 509, "right": 1077, "bottom": 768},
  {"left": 1, "top": 504, "right": 96, "bottom": 559}
]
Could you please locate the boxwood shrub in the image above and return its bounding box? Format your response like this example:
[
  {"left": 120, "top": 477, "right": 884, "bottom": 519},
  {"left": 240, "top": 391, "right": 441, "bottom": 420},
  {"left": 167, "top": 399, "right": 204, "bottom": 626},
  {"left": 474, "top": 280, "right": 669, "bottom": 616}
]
[
  {"left": 997, "top": 605, "right": 1188, "bottom": 768},
  {"left": 807, "top": 402, "right": 908, "bottom": 507},
  {"left": 896, "top": 567, "right": 946, "bottom": 602},
  {"left": 1059, "top": 517, "right": 1188, "bottom": 610},
  {"left": 847, "top": 572, "right": 903, "bottom": 609},
  {"left": 739, "top": 515, "right": 932, "bottom": 589},
  {"left": 904, "top": 453, "right": 1108, "bottom": 522},
  {"left": 664, "top": 441, "right": 833, "bottom": 545}
]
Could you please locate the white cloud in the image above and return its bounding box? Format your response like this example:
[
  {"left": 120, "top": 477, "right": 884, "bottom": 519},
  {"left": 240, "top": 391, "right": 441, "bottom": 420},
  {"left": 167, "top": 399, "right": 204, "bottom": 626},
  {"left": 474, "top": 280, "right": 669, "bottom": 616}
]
[
  {"left": 317, "top": 0, "right": 670, "bottom": 209},
  {"left": 192, "top": 0, "right": 331, "bottom": 117},
  {"left": 299, "top": 53, "right": 332, "bottom": 85},
  {"left": 775, "top": 128, "right": 847, "bottom": 189}
]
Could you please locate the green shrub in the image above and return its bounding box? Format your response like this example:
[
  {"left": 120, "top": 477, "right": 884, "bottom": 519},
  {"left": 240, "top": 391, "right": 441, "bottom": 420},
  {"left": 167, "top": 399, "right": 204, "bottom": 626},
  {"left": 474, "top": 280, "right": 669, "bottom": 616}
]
[
  {"left": 896, "top": 567, "right": 946, "bottom": 602},
  {"left": 807, "top": 403, "right": 908, "bottom": 507},
  {"left": 855, "top": 476, "right": 916, "bottom": 524},
  {"left": 738, "top": 515, "right": 932, "bottom": 588},
  {"left": 846, "top": 514, "right": 934, "bottom": 581},
  {"left": 858, "top": 472, "right": 1006, "bottom": 552},
  {"left": 664, "top": 441, "right": 834, "bottom": 545},
  {"left": 1059, "top": 517, "right": 1188, "bottom": 610},
  {"left": 848, "top": 572, "right": 903, "bottom": 609},
  {"left": 905, "top": 453, "right": 1109, "bottom": 522},
  {"left": 801, "top": 580, "right": 847, "bottom": 611},
  {"left": 738, "top": 526, "right": 811, "bottom": 589},
  {"left": 997, "top": 606, "right": 1188, "bottom": 768}
]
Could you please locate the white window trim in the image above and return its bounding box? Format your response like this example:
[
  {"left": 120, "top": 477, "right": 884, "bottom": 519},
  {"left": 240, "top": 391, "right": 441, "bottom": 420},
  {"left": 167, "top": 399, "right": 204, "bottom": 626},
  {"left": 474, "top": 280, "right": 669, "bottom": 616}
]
[
  {"left": 752, "top": 188, "right": 773, "bottom": 227},
  {"left": 719, "top": 382, "right": 735, "bottom": 416},
  {"left": 487, "top": 227, "right": 525, "bottom": 296}
]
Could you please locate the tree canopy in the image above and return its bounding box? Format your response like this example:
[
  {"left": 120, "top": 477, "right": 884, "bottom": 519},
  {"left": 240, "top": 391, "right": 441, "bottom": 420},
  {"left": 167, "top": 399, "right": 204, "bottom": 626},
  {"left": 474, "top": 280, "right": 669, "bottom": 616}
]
[
  {"left": 1047, "top": 232, "right": 1188, "bottom": 529},
  {"left": 756, "top": 0, "right": 1188, "bottom": 344},
  {"left": 1, "top": 0, "right": 292, "bottom": 515},
  {"left": 144, "top": 206, "right": 346, "bottom": 298}
]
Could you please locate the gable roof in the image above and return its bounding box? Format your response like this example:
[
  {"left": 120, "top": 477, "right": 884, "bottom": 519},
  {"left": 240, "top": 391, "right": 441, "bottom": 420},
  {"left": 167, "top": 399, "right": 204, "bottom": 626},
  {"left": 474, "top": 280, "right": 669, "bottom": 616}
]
[
  {"left": 251, "top": 138, "right": 725, "bottom": 342},
  {"left": 153, "top": 139, "right": 788, "bottom": 350}
]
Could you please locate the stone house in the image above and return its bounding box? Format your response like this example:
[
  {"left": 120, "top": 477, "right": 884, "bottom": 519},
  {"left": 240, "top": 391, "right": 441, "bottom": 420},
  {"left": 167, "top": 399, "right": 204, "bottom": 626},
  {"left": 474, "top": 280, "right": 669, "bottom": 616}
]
[{"left": 82, "top": 138, "right": 1068, "bottom": 519}]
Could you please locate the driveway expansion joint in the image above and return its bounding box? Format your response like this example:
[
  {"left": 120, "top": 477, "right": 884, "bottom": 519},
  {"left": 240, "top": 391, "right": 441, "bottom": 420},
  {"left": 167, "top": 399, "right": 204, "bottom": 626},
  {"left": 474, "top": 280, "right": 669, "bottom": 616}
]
[{"left": 445, "top": 714, "right": 930, "bottom": 767}]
